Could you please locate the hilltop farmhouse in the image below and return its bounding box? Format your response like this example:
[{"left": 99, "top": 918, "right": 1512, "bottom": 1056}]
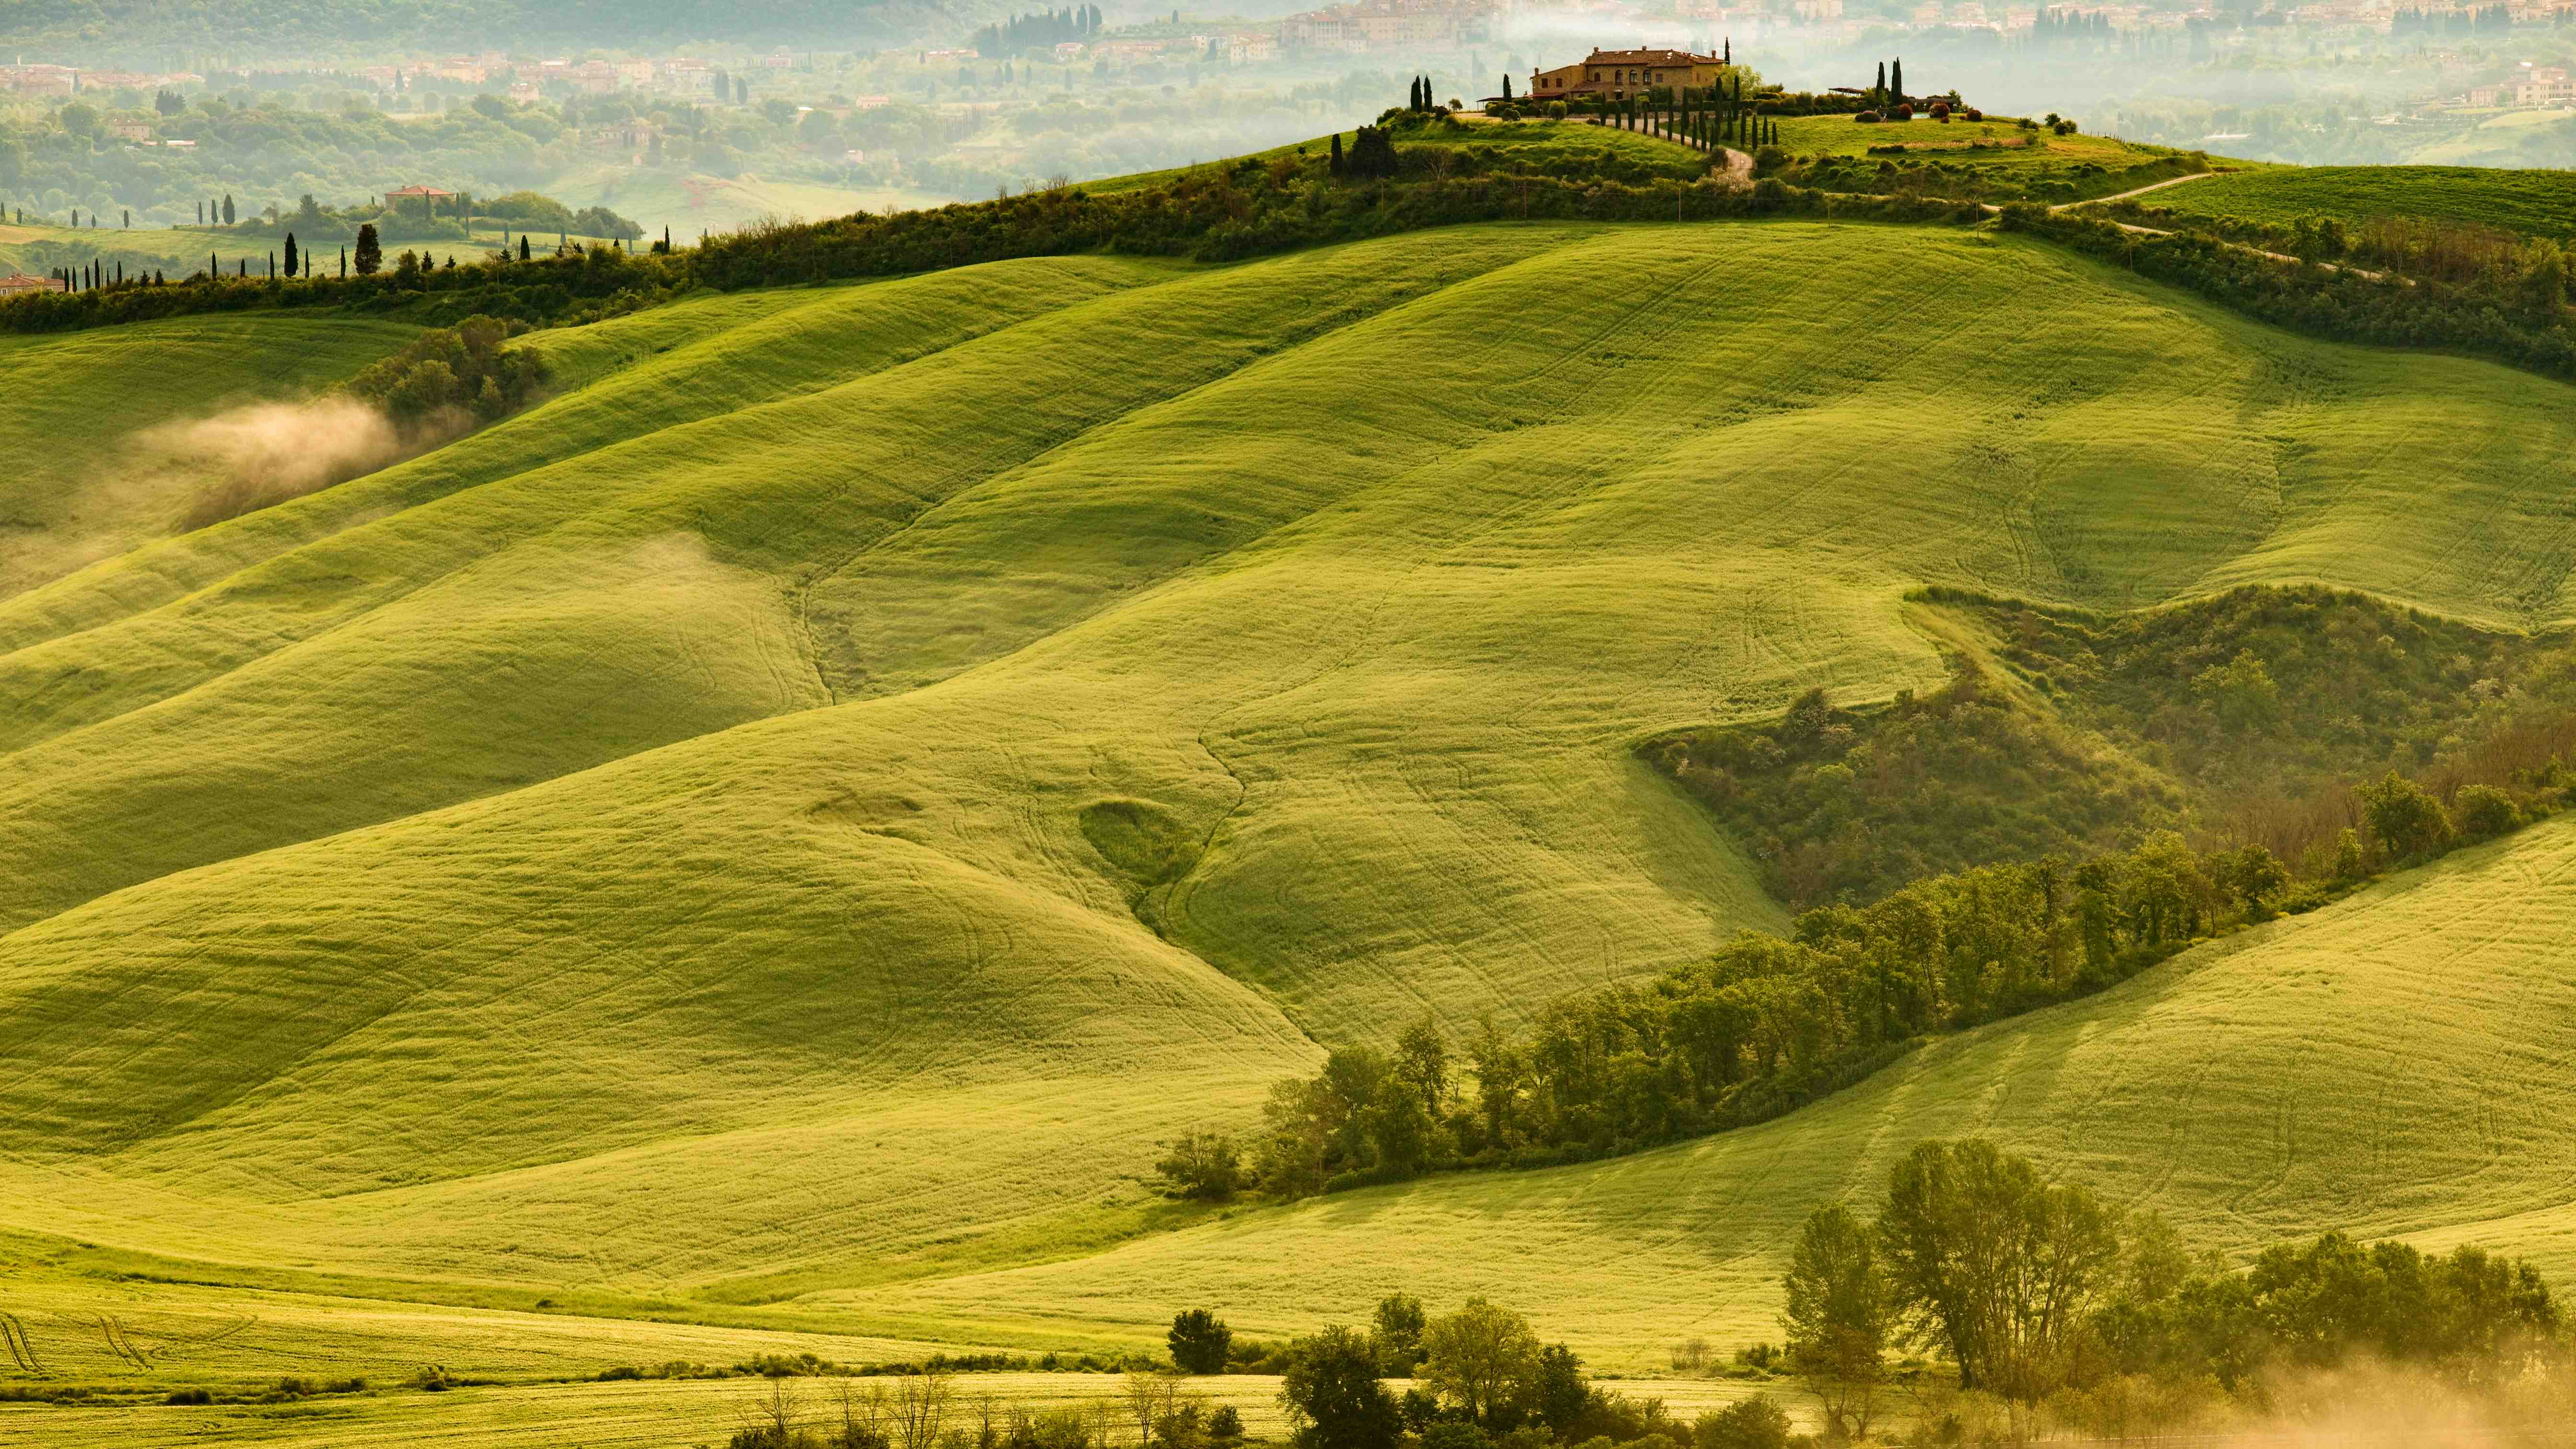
[{"left": 1526, "top": 47, "right": 1730, "bottom": 103}]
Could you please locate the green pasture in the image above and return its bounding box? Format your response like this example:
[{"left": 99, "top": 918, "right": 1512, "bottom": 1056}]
[
  {"left": 1773, "top": 113, "right": 2204, "bottom": 200},
  {"left": 2147, "top": 164, "right": 2576, "bottom": 240},
  {"left": 4, "top": 213, "right": 2576, "bottom": 1439},
  {"left": 1083, "top": 118, "right": 1709, "bottom": 195}
]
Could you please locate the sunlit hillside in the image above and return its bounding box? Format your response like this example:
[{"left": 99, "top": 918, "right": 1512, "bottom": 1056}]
[{"left": 3, "top": 211, "right": 2576, "bottom": 1440}]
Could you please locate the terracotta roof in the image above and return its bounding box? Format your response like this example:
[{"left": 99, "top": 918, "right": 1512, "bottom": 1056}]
[
  {"left": 386, "top": 184, "right": 455, "bottom": 198},
  {"left": 0, "top": 272, "right": 65, "bottom": 291},
  {"left": 1585, "top": 47, "right": 1721, "bottom": 64}
]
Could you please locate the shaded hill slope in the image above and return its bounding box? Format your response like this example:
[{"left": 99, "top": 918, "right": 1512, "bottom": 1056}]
[{"left": 2, "top": 219, "right": 2574, "bottom": 1314}]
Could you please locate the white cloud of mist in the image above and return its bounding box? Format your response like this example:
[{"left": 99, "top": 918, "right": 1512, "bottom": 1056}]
[{"left": 113, "top": 395, "right": 467, "bottom": 534}]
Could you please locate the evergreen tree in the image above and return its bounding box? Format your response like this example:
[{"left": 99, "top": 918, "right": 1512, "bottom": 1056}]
[
  {"left": 520, "top": 234, "right": 531, "bottom": 260},
  {"left": 1329, "top": 130, "right": 1345, "bottom": 175},
  {"left": 283, "top": 232, "right": 298, "bottom": 278},
  {"left": 1874, "top": 61, "right": 1885, "bottom": 103},
  {"left": 221, "top": 192, "right": 234, "bottom": 224},
  {"left": 353, "top": 222, "right": 382, "bottom": 276},
  {"left": 1502, "top": 73, "right": 1512, "bottom": 100},
  {"left": 1891, "top": 58, "right": 1904, "bottom": 104}
]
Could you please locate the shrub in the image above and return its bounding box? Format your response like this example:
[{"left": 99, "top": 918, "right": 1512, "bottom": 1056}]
[
  {"left": 1894, "top": 103, "right": 1914, "bottom": 119},
  {"left": 164, "top": 1388, "right": 213, "bottom": 1405},
  {"left": 1854, "top": 111, "right": 1882, "bottom": 123},
  {"left": 1548, "top": 101, "right": 1568, "bottom": 119},
  {"left": 1154, "top": 1132, "right": 1243, "bottom": 1201},
  {"left": 1209, "top": 1406, "right": 1245, "bottom": 1443},
  {"left": 2358, "top": 770, "right": 2453, "bottom": 859},
  {"left": 1965, "top": 107, "right": 1983, "bottom": 120},
  {"left": 1693, "top": 1398, "right": 1791, "bottom": 1449},
  {"left": 1170, "top": 1309, "right": 1234, "bottom": 1375},
  {"left": 1421, "top": 1423, "right": 1493, "bottom": 1449},
  {"left": 1280, "top": 1326, "right": 1401, "bottom": 1449},
  {"left": 2454, "top": 783, "right": 2519, "bottom": 839}
]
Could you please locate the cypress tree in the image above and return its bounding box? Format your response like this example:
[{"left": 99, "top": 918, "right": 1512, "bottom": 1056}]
[
  {"left": 339, "top": 246, "right": 346, "bottom": 277},
  {"left": 222, "top": 192, "right": 234, "bottom": 224},
  {"left": 1875, "top": 61, "right": 1886, "bottom": 103},
  {"left": 1502, "top": 73, "right": 1512, "bottom": 100},
  {"left": 520, "top": 234, "right": 531, "bottom": 260},
  {"left": 1329, "top": 130, "right": 1344, "bottom": 175},
  {"left": 284, "top": 232, "right": 298, "bottom": 277},
  {"left": 1891, "top": 58, "right": 1904, "bottom": 105}
]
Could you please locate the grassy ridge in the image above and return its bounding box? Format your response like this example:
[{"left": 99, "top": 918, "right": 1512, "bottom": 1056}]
[
  {"left": 4, "top": 217, "right": 2576, "bottom": 1420},
  {"left": 2150, "top": 164, "right": 2576, "bottom": 240},
  {"left": 1058, "top": 119, "right": 1711, "bottom": 196}
]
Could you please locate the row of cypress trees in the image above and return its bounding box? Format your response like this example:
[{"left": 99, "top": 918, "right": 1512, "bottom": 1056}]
[{"left": 1597, "top": 77, "right": 1780, "bottom": 152}]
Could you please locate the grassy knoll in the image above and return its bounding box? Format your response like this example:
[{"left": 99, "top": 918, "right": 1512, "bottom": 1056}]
[
  {"left": 861, "top": 815, "right": 2576, "bottom": 1364},
  {"left": 1773, "top": 113, "right": 2206, "bottom": 201},
  {"left": 4, "top": 217, "right": 2576, "bottom": 1427},
  {"left": 1082, "top": 117, "right": 1710, "bottom": 195},
  {"left": 0, "top": 313, "right": 418, "bottom": 597},
  {"left": 2145, "top": 164, "right": 2576, "bottom": 240}
]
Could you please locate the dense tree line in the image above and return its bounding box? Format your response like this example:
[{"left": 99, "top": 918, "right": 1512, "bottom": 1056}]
[
  {"left": 1175, "top": 611, "right": 2565, "bottom": 1201},
  {"left": 1218, "top": 826, "right": 2291, "bottom": 1198},
  {"left": 1782, "top": 1139, "right": 2566, "bottom": 1435},
  {"left": 975, "top": 6, "right": 1105, "bottom": 58}
]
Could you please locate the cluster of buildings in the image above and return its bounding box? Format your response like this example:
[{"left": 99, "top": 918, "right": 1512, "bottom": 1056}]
[
  {"left": 2465, "top": 62, "right": 2574, "bottom": 106},
  {"left": 1277, "top": 0, "right": 1498, "bottom": 51},
  {"left": 0, "top": 62, "right": 202, "bottom": 96}
]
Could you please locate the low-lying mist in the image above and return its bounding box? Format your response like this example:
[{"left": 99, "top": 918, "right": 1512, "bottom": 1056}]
[{"left": 119, "top": 392, "right": 491, "bottom": 535}]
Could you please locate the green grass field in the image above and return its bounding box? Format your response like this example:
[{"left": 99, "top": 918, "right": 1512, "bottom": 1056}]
[
  {"left": 2147, "top": 164, "right": 2576, "bottom": 239},
  {"left": 6, "top": 209, "right": 2576, "bottom": 1441},
  {"left": 1774, "top": 114, "right": 2201, "bottom": 201},
  {"left": 1083, "top": 119, "right": 1710, "bottom": 195}
]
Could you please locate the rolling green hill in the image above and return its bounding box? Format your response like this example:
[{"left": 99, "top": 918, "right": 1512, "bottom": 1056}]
[
  {"left": 2147, "top": 164, "right": 2576, "bottom": 240},
  {"left": 5, "top": 208, "right": 2576, "bottom": 1437}
]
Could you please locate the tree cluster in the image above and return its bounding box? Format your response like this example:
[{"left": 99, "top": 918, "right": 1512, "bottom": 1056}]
[
  {"left": 1275, "top": 1294, "right": 1776, "bottom": 1449},
  {"left": 1227, "top": 821, "right": 2305, "bottom": 1200},
  {"left": 1781, "top": 1139, "right": 2566, "bottom": 1432},
  {"left": 342, "top": 313, "right": 547, "bottom": 423},
  {"left": 974, "top": 6, "right": 1105, "bottom": 59}
]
